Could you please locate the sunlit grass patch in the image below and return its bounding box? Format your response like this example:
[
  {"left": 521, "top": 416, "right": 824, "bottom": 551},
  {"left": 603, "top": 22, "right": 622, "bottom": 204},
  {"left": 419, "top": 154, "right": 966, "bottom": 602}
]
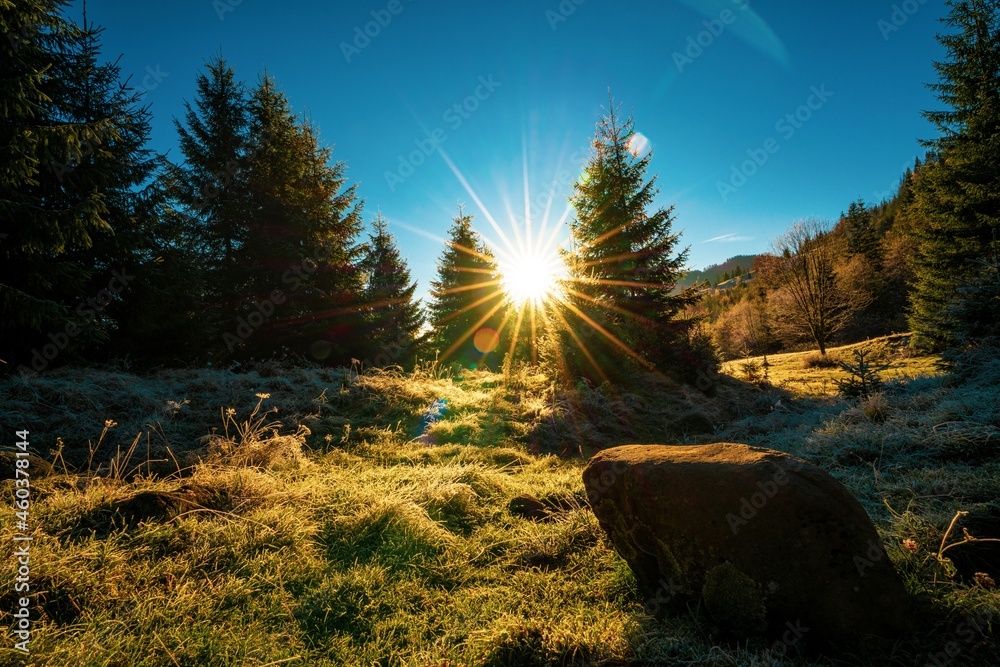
[{"left": 721, "top": 334, "right": 945, "bottom": 397}]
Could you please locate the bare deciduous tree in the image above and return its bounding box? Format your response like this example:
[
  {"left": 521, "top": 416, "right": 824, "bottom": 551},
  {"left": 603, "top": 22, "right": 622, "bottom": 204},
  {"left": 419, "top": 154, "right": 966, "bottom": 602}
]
[{"left": 759, "top": 219, "right": 872, "bottom": 355}]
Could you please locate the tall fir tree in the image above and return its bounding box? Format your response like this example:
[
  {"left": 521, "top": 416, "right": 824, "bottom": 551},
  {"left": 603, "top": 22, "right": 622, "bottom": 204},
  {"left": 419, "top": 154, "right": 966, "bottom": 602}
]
[
  {"left": 0, "top": 0, "right": 157, "bottom": 369},
  {"left": 358, "top": 213, "right": 426, "bottom": 366},
  {"left": 909, "top": 0, "right": 1000, "bottom": 345},
  {"left": 428, "top": 208, "right": 505, "bottom": 369},
  {"left": 63, "top": 11, "right": 181, "bottom": 364},
  {"left": 167, "top": 56, "right": 250, "bottom": 351},
  {"left": 560, "top": 100, "right": 700, "bottom": 380},
  {"left": 236, "top": 75, "right": 364, "bottom": 362}
]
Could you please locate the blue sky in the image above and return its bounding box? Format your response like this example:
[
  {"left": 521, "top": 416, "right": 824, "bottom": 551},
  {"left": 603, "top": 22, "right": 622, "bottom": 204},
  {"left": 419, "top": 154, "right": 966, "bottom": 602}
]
[{"left": 83, "top": 0, "right": 947, "bottom": 300}]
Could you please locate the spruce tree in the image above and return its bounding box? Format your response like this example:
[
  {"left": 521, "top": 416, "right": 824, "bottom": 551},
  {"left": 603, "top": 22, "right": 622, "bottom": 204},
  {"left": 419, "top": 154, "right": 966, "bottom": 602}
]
[
  {"left": 110, "top": 205, "right": 208, "bottom": 363},
  {"left": 952, "top": 226, "right": 1000, "bottom": 338},
  {"left": 0, "top": 0, "right": 118, "bottom": 367},
  {"left": 236, "top": 75, "right": 364, "bottom": 362},
  {"left": 238, "top": 73, "right": 304, "bottom": 333},
  {"left": 0, "top": 1, "right": 178, "bottom": 368},
  {"left": 909, "top": 0, "right": 1000, "bottom": 345},
  {"left": 560, "top": 100, "right": 699, "bottom": 380},
  {"left": 62, "top": 13, "right": 178, "bottom": 364},
  {"left": 428, "top": 208, "right": 505, "bottom": 370},
  {"left": 358, "top": 213, "right": 426, "bottom": 366},
  {"left": 167, "top": 56, "right": 250, "bottom": 348},
  {"left": 842, "top": 200, "right": 883, "bottom": 269}
]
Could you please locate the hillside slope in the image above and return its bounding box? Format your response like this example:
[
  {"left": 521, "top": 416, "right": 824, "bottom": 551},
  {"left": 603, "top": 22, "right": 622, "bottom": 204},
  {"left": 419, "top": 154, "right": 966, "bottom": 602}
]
[{"left": 677, "top": 254, "right": 759, "bottom": 289}]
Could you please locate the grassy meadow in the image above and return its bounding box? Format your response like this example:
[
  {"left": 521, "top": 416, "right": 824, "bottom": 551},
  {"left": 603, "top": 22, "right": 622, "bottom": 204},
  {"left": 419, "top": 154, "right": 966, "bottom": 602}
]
[{"left": 1, "top": 341, "right": 999, "bottom": 666}]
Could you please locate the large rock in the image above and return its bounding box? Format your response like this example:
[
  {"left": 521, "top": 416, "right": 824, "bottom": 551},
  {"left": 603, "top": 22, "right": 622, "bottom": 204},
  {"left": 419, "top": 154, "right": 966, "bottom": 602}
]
[{"left": 583, "top": 443, "right": 913, "bottom": 643}]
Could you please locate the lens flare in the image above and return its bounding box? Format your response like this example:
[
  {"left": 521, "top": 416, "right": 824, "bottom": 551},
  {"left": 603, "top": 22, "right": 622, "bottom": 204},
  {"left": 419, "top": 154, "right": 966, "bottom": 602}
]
[
  {"left": 310, "top": 340, "right": 332, "bottom": 360},
  {"left": 627, "top": 132, "right": 651, "bottom": 157},
  {"left": 473, "top": 327, "right": 500, "bottom": 353}
]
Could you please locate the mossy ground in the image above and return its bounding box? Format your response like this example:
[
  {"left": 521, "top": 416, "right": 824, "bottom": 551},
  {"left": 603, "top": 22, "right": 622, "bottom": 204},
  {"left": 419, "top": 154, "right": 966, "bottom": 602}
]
[{"left": 1, "top": 343, "right": 998, "bottom": 665}]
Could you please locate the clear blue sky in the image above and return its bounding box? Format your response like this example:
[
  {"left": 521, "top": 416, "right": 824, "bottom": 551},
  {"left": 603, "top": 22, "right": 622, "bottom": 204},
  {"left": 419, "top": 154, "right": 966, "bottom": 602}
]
[{"left": 82, "top": 0, "right": 947, "bottom": 300}]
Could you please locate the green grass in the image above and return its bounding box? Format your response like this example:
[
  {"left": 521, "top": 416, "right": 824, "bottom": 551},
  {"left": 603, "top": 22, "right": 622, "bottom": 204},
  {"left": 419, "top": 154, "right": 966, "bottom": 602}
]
[{"left": 1, "top": 346, "right": 998, "bottom": 665}]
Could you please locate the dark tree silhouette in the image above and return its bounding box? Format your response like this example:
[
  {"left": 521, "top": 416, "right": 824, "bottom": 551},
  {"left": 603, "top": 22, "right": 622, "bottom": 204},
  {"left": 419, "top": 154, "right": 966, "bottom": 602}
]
[
  {"left": 428, "top": 208, "right": 505, "bottom": 369},
  {"left": 167, "top": 56, "right": 251, "bottom": 349},
  {"left": 358, "top": 213, "right": 427, "bottom": 366},
  {"left": 909, "top": 0, "right": 1000, "bottom": 345},
  {"left": 1, "top": 1, "right": 156, "bottom": 369},
  {"left": 236, "top": 74, "right": 365, "bottom": 362}
]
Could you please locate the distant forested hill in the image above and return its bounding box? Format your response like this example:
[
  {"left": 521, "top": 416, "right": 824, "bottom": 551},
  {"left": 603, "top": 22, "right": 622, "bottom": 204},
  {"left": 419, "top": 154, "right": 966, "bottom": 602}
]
[{"left": 678, "top": 255, "right": 759, "bottom": 289}]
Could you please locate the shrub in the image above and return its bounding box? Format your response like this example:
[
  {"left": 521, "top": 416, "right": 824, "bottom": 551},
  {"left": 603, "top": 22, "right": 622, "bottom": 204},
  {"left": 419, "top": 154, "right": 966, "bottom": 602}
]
[
  {"left": 860, "top": 392, "right": 890, "bottom": 423},
  {"left": 802, "top": 352, "right": 839, "bottom": 369},
  {"left": 835, "top": 345, "right": 891, "bottom": 398},
  {"left": 738, "top": 359, "right": 769, "bottom": 386}
]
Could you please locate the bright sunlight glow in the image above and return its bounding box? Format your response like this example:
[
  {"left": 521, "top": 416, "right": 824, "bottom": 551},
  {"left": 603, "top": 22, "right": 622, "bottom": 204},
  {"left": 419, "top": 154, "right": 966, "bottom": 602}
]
[{"left": 500, "top": 249, "right": 567, "bottom": 307}]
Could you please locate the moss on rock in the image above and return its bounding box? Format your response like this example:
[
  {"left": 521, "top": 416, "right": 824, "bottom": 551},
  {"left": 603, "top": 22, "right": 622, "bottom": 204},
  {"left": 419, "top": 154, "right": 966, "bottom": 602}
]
[{"left": 701, "top": 562, "right": 767, "bottom": 635}]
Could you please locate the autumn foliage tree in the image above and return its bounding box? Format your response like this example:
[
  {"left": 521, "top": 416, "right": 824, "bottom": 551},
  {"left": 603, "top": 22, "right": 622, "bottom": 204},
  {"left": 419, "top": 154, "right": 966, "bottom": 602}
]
[{"left": 757, "top": 220, "right": 872, "bottom": 356}]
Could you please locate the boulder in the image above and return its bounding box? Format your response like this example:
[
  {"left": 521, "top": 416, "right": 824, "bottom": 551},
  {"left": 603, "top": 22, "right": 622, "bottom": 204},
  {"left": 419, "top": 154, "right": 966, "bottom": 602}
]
[{"left": 583, "top": 443, "right": 913, "bottom": 643}]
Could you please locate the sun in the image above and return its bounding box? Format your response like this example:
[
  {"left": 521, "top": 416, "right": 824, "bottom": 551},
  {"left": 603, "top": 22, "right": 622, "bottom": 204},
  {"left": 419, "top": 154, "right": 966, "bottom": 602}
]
[{"left": 499, "top": 249, "right": 567, "bottom": 307}]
